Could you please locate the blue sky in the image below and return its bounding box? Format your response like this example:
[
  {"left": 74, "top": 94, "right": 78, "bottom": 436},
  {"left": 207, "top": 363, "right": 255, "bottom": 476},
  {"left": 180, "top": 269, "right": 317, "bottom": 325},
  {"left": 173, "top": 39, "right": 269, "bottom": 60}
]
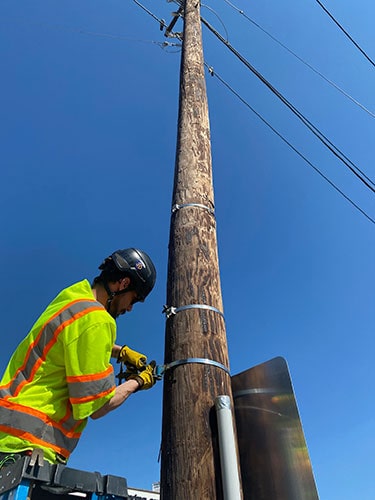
[{"left": 1, "top": 1, "right": 374, "bottom": 498}]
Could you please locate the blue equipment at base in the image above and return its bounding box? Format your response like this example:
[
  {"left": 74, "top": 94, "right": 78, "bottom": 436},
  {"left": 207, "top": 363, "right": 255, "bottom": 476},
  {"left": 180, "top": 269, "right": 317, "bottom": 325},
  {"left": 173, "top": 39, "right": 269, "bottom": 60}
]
[{"left": 0, "top": 454, "right": 128, "bottom": 500}]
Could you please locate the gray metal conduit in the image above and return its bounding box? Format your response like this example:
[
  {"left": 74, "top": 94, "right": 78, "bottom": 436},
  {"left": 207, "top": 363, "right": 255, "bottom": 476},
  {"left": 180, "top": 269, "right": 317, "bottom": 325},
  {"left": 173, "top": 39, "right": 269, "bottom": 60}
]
[{"left": 215, "top": 395, "right": 242, "bottom": 500}]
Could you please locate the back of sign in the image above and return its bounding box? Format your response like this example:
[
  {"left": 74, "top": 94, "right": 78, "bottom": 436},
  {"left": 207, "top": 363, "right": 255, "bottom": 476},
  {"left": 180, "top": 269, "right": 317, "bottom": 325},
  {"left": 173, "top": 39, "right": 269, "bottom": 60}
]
[{"left": 232, "top": 357, "right": 319, "bottom": 500}]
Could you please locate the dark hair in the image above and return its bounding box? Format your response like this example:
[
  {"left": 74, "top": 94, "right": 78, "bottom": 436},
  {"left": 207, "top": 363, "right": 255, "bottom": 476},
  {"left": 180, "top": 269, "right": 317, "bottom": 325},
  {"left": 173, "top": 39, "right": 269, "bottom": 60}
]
[
  {"left": 92, "top": 255, "right": 133, "bottom": 288},
  {"left": 93, "top": 270, "right": 133, "bottom": 287}
]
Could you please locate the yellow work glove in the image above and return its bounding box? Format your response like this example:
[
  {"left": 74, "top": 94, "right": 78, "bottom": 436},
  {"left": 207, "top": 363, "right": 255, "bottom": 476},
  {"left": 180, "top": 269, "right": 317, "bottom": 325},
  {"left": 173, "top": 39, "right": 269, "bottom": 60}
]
[
  {"left": 117, "top": 345, "right": 147, "bottom": 370},
  {"left": 128, "top": 361, "right": 157, "bottom": 391}
]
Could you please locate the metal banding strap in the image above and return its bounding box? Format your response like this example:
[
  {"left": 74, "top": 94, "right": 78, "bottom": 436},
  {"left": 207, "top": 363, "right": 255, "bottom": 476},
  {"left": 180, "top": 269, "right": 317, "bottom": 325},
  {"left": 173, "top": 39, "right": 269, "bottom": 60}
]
[
  {"left": 171, "top": 203, "right": 215, "bottom": 216},
  {"left": 215, "top": 395, "right": 232, "bottom": 411},
  {"left": 165, "top": 357, "right": 230, "bottom": 375},
  {"left": 233, "top": 388, "right": 278, "bottom": 398},
  {"left": 163, "top": 304, "right": 224, "bottom": 319}
]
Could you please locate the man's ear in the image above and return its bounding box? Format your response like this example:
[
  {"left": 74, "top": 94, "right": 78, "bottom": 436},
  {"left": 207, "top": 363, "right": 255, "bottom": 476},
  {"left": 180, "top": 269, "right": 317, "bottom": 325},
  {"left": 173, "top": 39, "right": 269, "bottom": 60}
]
[{"left": 119, "top": 277, "right": 131, "bottom": 291}]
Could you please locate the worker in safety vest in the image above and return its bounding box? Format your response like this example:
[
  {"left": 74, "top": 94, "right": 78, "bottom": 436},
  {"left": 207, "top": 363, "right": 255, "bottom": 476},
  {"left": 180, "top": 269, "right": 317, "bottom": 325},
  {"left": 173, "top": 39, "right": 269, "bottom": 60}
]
[{"left": 0, "top": 248, "right": 157, "bottom": 466}]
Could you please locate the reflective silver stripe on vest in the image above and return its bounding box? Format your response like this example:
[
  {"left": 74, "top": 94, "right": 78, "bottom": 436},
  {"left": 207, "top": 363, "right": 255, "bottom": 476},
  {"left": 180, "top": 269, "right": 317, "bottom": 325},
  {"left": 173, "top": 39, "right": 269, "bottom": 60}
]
[
  {"left": 68, "top": 370, "right": 115, "bottom": 401},
  {"left": 0, "top": 298, "right": 105, "bottom": 453},
  {"left": 0, "top": 403, "right": 80, "bottom": 454},
  {"left": 0, "top": 300, "right": 103, "bottom": 399}
]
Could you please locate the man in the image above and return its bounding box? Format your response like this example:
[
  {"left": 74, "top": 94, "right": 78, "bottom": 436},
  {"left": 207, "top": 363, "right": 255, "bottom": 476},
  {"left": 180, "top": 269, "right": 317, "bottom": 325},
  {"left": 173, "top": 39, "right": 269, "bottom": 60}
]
[{"left": 0, "top": 248, "right": 157, "bottom": 465}]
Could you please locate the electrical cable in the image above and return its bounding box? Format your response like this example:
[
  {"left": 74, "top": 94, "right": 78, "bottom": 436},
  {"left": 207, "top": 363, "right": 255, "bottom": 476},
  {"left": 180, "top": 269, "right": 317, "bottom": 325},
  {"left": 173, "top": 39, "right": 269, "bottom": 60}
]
[
  {"left": 0, "top": 18, "right": 180, "bottom": 49},
  {"left": 170, "top": 0, "right": 375, "bottom": 190},
  {"left": 220, "top": 0, "right": 375, "bottom": 118},
  {"left": 132, "top": 0, "right": 168, "bottom": 31},
  {"left": 204, "top": 63, "right": 375, "bottom": 225},
  {"left": 201, "top": 3, "right": 229, "bottom": 43},
  {"left": 130, "top": 0, "right": 374, "bottom": 222},
  {"left": 200, "top": 15, "right": 375, "bottom": 193},
  {"left": 8, "top": 4, "right": 372, "bottom": 222},
  {"left": 131, "top": 0, "right": 183, "bottom": 41},
  {"left": 315, "top": 0, "right": 375, "bottom": 68}
]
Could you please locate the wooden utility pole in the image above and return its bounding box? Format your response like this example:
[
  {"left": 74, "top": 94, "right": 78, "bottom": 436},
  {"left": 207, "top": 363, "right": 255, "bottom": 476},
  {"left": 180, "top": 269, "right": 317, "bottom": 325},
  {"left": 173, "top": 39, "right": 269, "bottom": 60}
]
[{"left": 160, "top": 1, "right": 242, "bottom": 498}]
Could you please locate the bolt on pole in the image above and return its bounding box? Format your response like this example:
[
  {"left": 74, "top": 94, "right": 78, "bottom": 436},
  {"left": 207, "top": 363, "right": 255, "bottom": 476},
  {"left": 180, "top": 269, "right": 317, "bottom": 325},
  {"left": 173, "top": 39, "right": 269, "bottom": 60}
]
[{"left": 160, "top": 0, "right": 243, "bottom": 498}]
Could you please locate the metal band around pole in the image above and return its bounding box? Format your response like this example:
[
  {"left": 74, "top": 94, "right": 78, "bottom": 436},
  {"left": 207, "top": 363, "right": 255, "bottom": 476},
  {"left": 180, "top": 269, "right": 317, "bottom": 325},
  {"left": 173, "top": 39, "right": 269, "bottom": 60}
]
[
  {"left": 171, "top": 203, "right": 215, "bottom": 216},
  {"left": 233, "top": 388, "right": 278, "bottom": 398},
  {"left": 163, "top": 304, "right": 224, "bottom": 319},
  {"left": 165, "top": 357, "right": 230, "bottom": 375}
]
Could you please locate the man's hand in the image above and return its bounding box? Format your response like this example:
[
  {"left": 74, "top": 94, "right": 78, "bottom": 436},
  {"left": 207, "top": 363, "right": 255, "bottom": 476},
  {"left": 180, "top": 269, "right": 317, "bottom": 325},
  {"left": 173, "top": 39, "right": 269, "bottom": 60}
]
[
  {"left": 117, "top": 345, "right": 147, "bottom": 370},
  {"left": 128, "top": 361, "right": 157, "bottom": 391}
]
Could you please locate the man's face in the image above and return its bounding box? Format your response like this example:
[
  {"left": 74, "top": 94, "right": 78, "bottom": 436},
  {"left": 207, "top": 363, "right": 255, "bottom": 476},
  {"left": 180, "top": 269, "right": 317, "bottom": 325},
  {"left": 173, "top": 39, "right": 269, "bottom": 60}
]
[{"left": 109, "top": 290, "right": 140, "bottom": 319}]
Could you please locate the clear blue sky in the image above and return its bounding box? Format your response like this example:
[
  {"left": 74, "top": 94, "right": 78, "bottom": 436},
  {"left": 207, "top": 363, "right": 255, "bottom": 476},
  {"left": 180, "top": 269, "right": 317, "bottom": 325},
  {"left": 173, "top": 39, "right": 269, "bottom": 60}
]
[{"left": 1, "top": 1, "right": 374, "bottom": 498}]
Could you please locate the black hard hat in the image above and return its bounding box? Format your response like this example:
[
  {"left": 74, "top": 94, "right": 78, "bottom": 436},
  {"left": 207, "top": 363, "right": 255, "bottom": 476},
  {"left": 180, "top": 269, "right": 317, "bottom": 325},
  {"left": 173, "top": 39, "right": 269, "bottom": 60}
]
[{"left": 101, "top": 248, "right": 156, "bottom": 300}]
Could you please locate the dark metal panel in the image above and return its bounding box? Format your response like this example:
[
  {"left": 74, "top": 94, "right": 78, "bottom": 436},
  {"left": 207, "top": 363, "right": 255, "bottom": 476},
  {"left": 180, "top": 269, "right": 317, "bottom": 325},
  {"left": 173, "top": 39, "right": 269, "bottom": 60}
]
[{"left": 232, "top": 357, "right": 319, "bottom": 500}]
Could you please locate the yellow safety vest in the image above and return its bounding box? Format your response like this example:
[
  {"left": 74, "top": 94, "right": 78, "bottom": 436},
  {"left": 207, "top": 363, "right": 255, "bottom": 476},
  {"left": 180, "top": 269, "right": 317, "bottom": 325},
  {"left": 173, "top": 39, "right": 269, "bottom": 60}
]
[{"left": 0, "top": 280, "right": 116, "bottom": 463}]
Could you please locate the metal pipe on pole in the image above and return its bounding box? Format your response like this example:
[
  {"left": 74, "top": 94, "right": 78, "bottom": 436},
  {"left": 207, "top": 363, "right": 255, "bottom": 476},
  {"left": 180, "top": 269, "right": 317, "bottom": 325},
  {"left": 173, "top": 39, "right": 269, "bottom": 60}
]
[
  {"left": 215, "top": 396, "right": 242, "bottom": 500},
  {"left": 160, "top": 0, "right": 243, "bottom": 498}
]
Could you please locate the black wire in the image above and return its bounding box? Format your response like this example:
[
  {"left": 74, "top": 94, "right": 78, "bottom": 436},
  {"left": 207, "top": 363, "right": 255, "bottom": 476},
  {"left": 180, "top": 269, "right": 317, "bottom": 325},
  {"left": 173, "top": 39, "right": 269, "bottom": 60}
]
[
  {"left": 201, "top": 3, "right": 229, "bottom": 42},
  {"left": 130, "top": 0, "right": 374, "bottom": 223},
  {"left": 0, "top": 18, "right": 179, "bottom": 49},
  {"left": 220, "top": 0, "right": 375, "bottom": 118},
  {"left": 315, "top": 0, "right": 375, "bottom": 68},
  {"left": 200, "top": 16, "right": 375, "bottom": 193},
  {"left": 205, "top": 64, "right": 375, "bottom": 225},
  {"left": 132, "top": 0, "right": 168, "bottom": 30}
]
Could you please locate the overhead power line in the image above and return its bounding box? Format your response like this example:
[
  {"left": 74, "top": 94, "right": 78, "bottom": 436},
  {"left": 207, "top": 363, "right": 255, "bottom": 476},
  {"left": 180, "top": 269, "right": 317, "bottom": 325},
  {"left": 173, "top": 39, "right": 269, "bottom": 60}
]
[
  {"left": 315, "top": 0, "right": 375, "bottom": 68},
  {"left": 205, "top": 63, "right": 375, "bottom": 225},
  {"left": 200, "top": 15, "right": 375, "bottom": 194},
  {"left": 132, "top": 0, "right": 168, "bottom": 31},
  {"left": 1, "top": 17, "right": 180, "bottom": 49},
  {"left": 219, "top": 0, "right": 375, "bottom": 118},
  {"left": 201, "top": 3, "right": 229, "bottom": 42},
  {"left": 130, "top": 0, "right": 374, "bottom": 222}
]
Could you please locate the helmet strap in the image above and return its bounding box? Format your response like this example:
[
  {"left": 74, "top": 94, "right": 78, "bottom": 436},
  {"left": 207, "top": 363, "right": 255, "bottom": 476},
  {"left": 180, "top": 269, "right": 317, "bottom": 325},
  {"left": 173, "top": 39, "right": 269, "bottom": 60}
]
[
  {"left": 101, "top": 281, "right": 115, "bottom": 312},
  {"left": 102, "top": 280, "right": 133, "bottom": 313}
]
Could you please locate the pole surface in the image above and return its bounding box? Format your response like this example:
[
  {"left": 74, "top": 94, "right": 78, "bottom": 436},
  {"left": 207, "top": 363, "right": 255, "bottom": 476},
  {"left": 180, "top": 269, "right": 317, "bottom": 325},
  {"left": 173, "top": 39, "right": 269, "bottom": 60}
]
[{"left": 160, "top": 1, "right": 242, "bottom": 498}]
